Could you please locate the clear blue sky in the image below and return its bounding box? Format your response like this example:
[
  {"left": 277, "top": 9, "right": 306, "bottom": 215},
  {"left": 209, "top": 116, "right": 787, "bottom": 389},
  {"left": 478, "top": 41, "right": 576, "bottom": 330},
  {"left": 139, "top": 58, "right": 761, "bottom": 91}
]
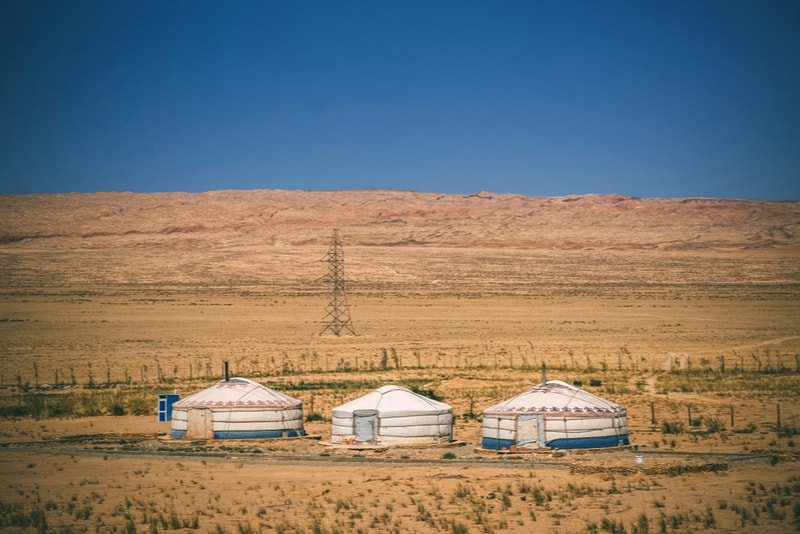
[{"left": 1, "top": 1, "right": 798, "bottom": 200}]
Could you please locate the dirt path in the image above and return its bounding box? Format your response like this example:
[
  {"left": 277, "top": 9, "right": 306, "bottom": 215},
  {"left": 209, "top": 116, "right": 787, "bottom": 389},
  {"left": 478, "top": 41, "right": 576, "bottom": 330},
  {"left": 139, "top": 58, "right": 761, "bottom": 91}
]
[
  {"left": 642, "top": 373, "right": 751, "bottom": 406},
  {"left": 730, "top": 335, "right": 800, "bottom": 352}
]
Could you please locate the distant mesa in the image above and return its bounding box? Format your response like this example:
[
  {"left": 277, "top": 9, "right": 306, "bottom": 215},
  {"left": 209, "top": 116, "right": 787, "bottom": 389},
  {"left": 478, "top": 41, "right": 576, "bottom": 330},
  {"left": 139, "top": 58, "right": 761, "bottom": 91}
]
[{"left": 0, "top": 189, "right": 796, "bottom": 251}]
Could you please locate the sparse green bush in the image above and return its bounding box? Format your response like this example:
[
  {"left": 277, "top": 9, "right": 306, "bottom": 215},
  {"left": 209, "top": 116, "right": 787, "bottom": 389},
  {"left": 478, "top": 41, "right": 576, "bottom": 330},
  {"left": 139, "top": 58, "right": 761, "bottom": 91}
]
[
  {"left": 442, "top": 518, "right": 469, "bottom": 534},
  {"left": 634, "top": 512, "right": 649, "bottom": 534},
  {"left": 701, "top": 416, "right": 726, "bottom": 434},
  {"left": 600, "top": 516, "right": 626, "bottom": 533},
  {"left": 410, "top": 385, "right": 443, "bottom": 401},
  {"left": 0, "top": 390, "right": 152, "bottom": 419},
  {"left": 661, "top": 420, "right": 684, "bottom": 434},
  {"left": 0, "top": 502, "right": 48, "bottom": 530},
  {"left": 453, "top": 483, "right": 472, "bottom": 499},
  {"left": 127, "top": 396, "right": 154, "bottom": 416}
]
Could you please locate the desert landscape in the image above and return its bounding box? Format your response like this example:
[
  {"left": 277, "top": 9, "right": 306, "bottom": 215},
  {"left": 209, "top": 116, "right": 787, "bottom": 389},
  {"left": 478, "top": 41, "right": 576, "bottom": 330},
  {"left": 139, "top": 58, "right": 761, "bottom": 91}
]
[{"left": 0, "top": 189, "right": 799, "bottom": 533}]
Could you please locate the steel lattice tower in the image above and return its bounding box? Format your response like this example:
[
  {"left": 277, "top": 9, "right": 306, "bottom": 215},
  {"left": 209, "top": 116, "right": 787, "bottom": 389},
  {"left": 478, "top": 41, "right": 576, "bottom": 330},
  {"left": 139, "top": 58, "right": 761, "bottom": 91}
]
[{"left": 320, "top": 229, "right": 356, "bottom": 336}]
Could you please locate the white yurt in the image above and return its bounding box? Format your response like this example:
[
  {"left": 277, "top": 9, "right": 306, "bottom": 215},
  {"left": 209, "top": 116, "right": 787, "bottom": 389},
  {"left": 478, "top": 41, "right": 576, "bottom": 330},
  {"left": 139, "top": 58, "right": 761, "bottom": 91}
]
[
  {"left": 169, "top": 377, "right": 305, "bottom": 440},
  {"left": 481, "top": 380, "right": 629, "bottom": 451},
  {"left": 331, "top": 385, "right": 453, "bottom": 446}
]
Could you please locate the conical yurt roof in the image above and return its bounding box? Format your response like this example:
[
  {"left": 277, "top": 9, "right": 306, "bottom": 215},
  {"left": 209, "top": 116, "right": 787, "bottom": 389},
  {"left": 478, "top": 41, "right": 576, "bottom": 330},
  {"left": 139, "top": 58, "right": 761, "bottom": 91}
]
[
  {"left": 483, "top": 380, "right": 626, "bottom": 417},
  {"left": 332, "top": 385, "right": 451, "bottom": 417},
  {"left": 173, "top": 377, "right": 301, "bottom": 410}
]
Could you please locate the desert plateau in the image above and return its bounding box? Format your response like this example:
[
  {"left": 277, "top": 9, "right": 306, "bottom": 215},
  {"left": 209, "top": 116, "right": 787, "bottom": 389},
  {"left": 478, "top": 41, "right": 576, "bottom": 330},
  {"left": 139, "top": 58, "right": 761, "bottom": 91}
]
[{"left": 0, "top": 189, "right": 799, "bottom": 533}]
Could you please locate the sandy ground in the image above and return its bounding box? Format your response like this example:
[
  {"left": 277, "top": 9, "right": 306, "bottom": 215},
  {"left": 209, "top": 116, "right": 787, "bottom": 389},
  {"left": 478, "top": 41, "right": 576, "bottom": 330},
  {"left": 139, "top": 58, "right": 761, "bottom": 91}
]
[
  {"left": 1, "top": 443, "right": 798, "bottom": 533},
  {"left": 1, "top": 191, "right": 799, "bottom": 532},
  {"left": 0, "top": 415, "right": 799, "bottom": 533},
  {"left": 1, "top": 276, "right": 799, "bottom": 533}
]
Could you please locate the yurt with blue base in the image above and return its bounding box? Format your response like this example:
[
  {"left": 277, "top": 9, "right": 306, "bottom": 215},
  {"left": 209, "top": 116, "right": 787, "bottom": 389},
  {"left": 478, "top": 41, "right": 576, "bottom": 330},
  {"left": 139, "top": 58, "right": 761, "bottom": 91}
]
[
  {"left": 331, "top": 385, "right": 453, "bottom": 446},
  {"left": 481, "top": 380, "right": 629, "bottom": 451},
  {"left": 170, "top": 377, "right": 304, "bottom": 440}
]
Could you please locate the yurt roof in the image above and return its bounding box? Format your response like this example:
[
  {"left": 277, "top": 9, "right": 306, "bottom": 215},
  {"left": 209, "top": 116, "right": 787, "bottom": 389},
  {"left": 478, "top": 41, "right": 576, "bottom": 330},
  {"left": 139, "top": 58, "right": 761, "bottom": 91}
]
[
  {"left": 173, "top": 377, "right": 301, "bottom": 410},
  {"left": 483, "top": 380, "right": 626, "bottom": 417},
  {"left": 332, "top": 385, "right": 451, "bottom": 416}
]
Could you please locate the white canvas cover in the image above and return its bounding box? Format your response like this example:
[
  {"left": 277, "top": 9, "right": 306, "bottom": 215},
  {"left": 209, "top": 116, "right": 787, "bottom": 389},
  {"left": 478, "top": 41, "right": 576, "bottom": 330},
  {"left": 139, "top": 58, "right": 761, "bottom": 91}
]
[
  {"left": 170, "top": 377, "right": 304, "bottom": 439},
  {"left": 331, "top": 385, "right": 453, "bottom": 445},
  {"left": 481, "top": 380, "right": 629, "bottom": 450}
]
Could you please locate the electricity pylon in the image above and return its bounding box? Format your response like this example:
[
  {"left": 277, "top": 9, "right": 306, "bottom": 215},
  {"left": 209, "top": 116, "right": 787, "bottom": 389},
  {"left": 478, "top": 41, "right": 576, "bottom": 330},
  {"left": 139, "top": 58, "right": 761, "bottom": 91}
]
[{"left": 320, "top": 229, "right": 356, "bottom": 336}]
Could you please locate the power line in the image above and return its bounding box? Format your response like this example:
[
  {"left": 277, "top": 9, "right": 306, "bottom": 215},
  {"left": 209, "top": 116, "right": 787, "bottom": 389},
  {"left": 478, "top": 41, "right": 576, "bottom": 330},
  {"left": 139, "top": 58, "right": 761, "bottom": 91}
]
[{"left": 320, "top": 229, "right": 356, "bottom": 336}]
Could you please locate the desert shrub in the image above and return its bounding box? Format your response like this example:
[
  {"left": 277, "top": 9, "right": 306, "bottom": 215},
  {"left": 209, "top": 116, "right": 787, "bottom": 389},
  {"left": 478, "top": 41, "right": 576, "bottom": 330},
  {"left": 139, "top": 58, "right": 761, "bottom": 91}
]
[
  {"left": 453, "top": 483, "right": 473, "bottom": 499},
  {"left": 441, "top": 518, "right": 469, "bottom": 534},
  {"left": 0, "top": 502, "right": 48, "bottom": 530},
  {"left": 702, "top": 416, "right": 726, "bottom": 434},
  {"left": 410, "top": 385, "right": 443, "bottom": 401},
  {"left": 305, "top": 412, "right": 326, "bottom": 423},
  {"left": 47, "top": 394, "right": 82, "bottom": 418},
  {"left": 0, "top": 392, "right": 87, "bottom": 419},
  {"left": 334, "top": 498, "right": 352, "bottom": 513},
  {"left": 57, "top": 391, "right": 123, "bottom": 417},
  {"left": 657, "top": 372, "right": 800, "bottom": 395},
  {"left": 600, "top": 516, "right": 626, "bottom": 533},
  {"left": 127, "top": 396, "right": 154, "bottom": 416},
  {"left": 281, "top": 378, "right": 383, "bottom": 391},
  {"left": 26, "top": 394, "right": 49, "bottom": 419},
  {"left": 442, "top": 452, "right": 457, "bottom": 460},
  {"left": 76, "top": 393, "right": 104, "bottom": 416},
  {"left": 0, "top": 404, "right": 29, "bottom": 418},
  {"left": 110, "top": 394, "right": 127, "bottom": 415},
  {"left": 661, "top": 420, "right": 684, "bottom": 434},
  {"left": 634, "top": 512, "right": 649, "bottom": 534},
  {"left": 416, "top": 503, "right": 433, "bottom": 524}
]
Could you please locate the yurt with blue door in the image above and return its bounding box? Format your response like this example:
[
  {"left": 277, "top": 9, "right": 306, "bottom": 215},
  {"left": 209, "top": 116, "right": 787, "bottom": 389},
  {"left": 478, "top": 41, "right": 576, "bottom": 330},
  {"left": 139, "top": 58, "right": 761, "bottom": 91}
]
[
  {"left": 481, "top": 380, "right": 629, "bottom": 451},
  {"left": 331, "top": 385, "right": 453, "bottom": 446},
  {"left": 170, "top": 377, "right": 304, "bottom": 440}
]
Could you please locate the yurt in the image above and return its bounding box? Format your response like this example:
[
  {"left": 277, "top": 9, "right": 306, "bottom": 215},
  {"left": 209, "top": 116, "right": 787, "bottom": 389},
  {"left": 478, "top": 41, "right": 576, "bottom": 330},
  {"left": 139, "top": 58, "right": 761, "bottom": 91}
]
[
  {"left": 169, "top": 377, "right": 304, "bottom": 440},
  {"left": 481, "top": 380, "right": 629, "bottom": 451},
  {"left": 331, "top": 385, "right": 453, "bottom": 446}
]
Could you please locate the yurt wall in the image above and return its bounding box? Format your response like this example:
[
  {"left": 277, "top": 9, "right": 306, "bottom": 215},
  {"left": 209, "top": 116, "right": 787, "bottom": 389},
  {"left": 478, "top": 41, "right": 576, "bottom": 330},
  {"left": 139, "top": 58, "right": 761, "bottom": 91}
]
[
  {"left": 481, "top": 380, "right": 629, "bottom": 450},
  {"left": 331, "top": 385, "right": 453, "bottom": 446},
  {"left": 170, "top": 377, "right": 305, "bottom": 440}
]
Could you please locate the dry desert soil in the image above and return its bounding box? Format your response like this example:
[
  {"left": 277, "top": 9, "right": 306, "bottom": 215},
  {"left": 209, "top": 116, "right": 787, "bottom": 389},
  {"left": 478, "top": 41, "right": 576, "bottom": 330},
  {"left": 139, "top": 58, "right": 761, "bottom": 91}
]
[{"left": 0, "top": 189, "right": 799, "bottom": 533}]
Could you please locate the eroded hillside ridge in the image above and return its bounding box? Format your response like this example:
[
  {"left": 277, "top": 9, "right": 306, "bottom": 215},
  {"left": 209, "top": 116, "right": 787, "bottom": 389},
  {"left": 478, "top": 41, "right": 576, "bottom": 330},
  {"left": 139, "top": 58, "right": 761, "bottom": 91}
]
[{"left": 0, "top": 190, "right": 797, "bottom": 250}]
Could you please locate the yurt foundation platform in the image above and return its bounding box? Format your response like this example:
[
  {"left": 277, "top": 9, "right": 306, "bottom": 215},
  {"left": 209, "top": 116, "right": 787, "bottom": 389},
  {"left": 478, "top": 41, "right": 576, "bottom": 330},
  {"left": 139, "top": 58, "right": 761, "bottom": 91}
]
[
  {"left": 326, "top": 440, "right": 466, "bottom": 451},
  {"left": 475, "top": 444, "right": 632, "bottom": 455},
  {"left": 159, "top": 434, "right": 322, "bottom": 443}
]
